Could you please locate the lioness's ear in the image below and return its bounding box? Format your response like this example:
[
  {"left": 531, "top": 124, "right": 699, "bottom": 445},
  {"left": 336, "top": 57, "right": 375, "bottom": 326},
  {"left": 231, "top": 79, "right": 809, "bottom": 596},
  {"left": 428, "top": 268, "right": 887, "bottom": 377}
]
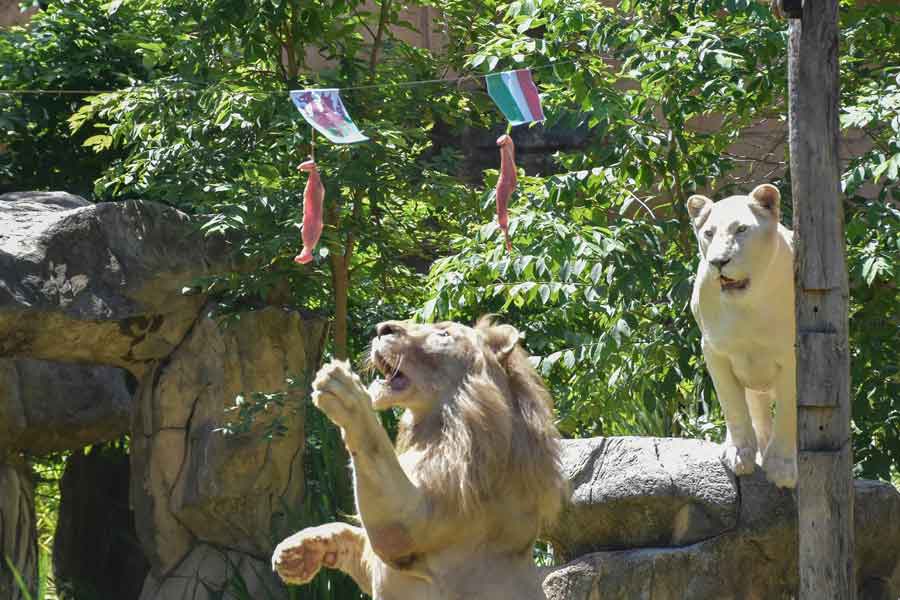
[
  {"left": 486, "top": 324, "right": 520, "bottom": 362},
  {"left": 686, "top": 195, "right": 713, "bottom": 230},
  {"left": 749, "top": 184, "right": 780, "bottom": 218}
]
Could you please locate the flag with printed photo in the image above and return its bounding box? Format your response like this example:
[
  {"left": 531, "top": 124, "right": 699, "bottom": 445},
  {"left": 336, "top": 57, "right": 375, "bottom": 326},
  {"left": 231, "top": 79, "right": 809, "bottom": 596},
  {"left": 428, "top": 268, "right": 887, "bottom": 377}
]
[
  {"left": 289, "top": 89, "right": 368, "bottom": 144},
  {"left": 486, "top": 69, "right": 545, "bottom": 126}
]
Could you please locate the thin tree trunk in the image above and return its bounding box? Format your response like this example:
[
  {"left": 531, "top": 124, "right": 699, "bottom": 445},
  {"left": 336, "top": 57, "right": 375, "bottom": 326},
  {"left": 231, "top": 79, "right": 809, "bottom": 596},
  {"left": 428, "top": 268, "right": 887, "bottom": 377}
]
[
  {"left": 330, "top": 251, "right": 350, "bottom": 360},
  {"left": 326, "top": 200, "right": 350, "bottom": 361},
  {"left": 788, "top": 2, "right": 855, "bottom": 598},
  {"left": 369, "top": 0, "right": 392, "bottom": 75}
]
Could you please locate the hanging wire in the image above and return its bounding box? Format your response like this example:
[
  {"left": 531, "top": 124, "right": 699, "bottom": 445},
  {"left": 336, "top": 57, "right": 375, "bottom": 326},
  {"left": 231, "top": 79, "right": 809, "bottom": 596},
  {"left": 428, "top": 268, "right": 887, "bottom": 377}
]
[{"left": 0, "top": 59, "right": 581, "bottom": 97}]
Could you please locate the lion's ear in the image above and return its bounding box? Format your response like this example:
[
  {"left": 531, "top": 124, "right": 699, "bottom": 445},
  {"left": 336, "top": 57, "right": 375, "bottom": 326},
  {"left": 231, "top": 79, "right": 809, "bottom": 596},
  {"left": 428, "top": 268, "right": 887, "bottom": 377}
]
[
  {"left": 486, "top": 324, "right": 520, "bottom": 362},
  {"left": 749, "top": 184, "right": 780, "bottom": 218},
  {"left": 686, "top": 194, "right": 713, "bottom": 230}
]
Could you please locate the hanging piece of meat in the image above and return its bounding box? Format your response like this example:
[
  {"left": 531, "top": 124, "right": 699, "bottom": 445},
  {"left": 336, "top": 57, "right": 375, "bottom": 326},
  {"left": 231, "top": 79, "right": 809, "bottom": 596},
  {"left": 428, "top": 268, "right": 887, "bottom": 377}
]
[
  {"left": 495, "top": 134, "right": 516, "bottom": 252},
  {"left": 294, "top": 160, "right": 325, "bottom": 264}
]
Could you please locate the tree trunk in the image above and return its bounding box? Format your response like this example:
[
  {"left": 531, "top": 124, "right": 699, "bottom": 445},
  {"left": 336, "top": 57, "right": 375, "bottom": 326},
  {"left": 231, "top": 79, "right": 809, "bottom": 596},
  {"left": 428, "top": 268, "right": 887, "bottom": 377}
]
[
  {"left": 330, "top": 251, "right": 350, "bottom": 360},
  {"left": 788, "top": 2, "right": 856, "bottom": 598},
  {"left": 0, "top": 459, "right": 37, "bottom": 600}
]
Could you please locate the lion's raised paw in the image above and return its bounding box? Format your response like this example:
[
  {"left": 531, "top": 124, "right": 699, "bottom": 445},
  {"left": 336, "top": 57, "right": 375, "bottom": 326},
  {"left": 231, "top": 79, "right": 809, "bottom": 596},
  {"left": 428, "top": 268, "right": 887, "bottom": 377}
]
[
  {"left": 312, "top": 360, "right": 371, "bottom": 430},
  {"left": 272, "top": 523, "right": 357, "bottom": 585}
]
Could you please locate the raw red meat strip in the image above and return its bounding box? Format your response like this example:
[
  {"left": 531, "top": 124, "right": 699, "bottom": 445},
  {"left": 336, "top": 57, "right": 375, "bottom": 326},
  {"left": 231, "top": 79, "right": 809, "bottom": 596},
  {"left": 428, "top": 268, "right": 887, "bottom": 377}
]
[
  {"left": 294, "top": 160, "right": 325, "bottom": 264},
  {"left": 495, "top": 134, "right": 516, "bottom": 252}
]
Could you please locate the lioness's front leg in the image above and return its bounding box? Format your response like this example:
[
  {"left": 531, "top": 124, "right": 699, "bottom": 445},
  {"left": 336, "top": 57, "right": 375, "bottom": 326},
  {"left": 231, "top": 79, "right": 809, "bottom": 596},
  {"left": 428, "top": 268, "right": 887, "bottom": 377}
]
[
  {"left": 762, "top": 359, "right": 798, "bottom": 488},
  {"left": 312, "top": 360, "right": 432, "bottom": 566},
  {"left": 272, "top": 522, "right": 372, "bottom": 594},
  {"left": 703, "top": 346, "right": 757, "bottom": 476}
]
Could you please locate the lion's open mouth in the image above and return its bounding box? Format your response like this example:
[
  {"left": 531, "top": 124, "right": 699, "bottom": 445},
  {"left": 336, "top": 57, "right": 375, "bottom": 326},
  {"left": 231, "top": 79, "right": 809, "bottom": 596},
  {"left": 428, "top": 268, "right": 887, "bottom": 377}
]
[
  {"left": 374, "top": 350, "right": 411, "bottom": 392},
  {"left": 719, "top": 276, "right": 749, "bottom": 291}
]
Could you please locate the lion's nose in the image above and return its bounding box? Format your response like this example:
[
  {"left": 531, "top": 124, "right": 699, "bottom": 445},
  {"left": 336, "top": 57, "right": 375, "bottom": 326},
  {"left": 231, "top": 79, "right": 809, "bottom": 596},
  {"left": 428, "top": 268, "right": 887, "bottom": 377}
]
[
  {"left": 709, "top": 257, "right": 731, "bottom": 270},
  {"left": 376, "top": 321, "right": 405, "bottom": 337}
]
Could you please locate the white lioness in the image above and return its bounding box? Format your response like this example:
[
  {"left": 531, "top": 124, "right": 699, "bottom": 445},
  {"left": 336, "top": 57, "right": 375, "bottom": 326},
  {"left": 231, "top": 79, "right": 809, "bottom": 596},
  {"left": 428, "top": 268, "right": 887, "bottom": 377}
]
[{"left": 687, "top": 184, "right": 797, "bottom": 488}]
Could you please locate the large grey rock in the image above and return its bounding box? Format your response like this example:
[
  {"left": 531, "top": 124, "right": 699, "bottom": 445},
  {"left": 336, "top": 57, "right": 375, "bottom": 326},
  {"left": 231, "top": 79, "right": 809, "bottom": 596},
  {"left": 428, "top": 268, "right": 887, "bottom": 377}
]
[
  {"left": 547, "top": 437, "right": 738, "bottom": 559},
  {"left": 0, "top": 191, "right": 232, "bottom": 375},
  {"left": 0, "top": 358, "right": 132, "bottom": 454},
  {"left": 543, "top": 437, "right": 900, "bottom": 600},
  {"left": 131, "top": 303, "right": 326, "bottom": 589},
  {"left": 137, "top": 544, "right": 285, "bottom": 600},
  {"left": 53, "top": 445, "right": 149, "bottom": 600},
  {"left": 0, "top": 460, "right": 37, "bottom": 600}
]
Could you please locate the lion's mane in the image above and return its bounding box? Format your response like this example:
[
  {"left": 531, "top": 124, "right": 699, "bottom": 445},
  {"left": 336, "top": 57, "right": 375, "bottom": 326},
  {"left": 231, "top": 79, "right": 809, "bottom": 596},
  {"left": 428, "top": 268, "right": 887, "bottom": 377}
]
[{"left": 395, "top": 317, "right": 566, "bottom": 528}]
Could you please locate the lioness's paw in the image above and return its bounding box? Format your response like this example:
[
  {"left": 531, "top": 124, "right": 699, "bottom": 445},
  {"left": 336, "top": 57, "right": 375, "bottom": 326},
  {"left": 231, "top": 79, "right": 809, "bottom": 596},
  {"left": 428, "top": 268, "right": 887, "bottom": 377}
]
[
  {"left": 762, "top": 450, "right": 797, "bottom": 489},
  {"left": 272, "top": 523, "right": 357, "bottom": 585},
  {"left": 721, "top": 443, "right": 757, "bottom": 476},
  {"left": 312, "top": 360, "right": 371, "bottom": 429}
]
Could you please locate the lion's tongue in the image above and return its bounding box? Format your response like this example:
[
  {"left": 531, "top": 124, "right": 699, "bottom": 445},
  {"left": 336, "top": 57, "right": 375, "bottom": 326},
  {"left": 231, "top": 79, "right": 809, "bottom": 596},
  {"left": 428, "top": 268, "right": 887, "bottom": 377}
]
[{"left": 388, "top": 371, "right": 410, "bottom": 392}]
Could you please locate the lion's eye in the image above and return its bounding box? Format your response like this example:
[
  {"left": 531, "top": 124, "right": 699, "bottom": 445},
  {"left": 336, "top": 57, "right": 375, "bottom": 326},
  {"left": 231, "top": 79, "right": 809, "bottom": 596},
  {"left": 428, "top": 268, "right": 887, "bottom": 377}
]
[
  {"left": 735, "top": 225, "right": 748, "bottom": 234},
  {"left": 703, "top": 229, "right": 714, "bottom": 239},
  {"left": 436, "top": 330, "right": 450, "bottom": 338}
]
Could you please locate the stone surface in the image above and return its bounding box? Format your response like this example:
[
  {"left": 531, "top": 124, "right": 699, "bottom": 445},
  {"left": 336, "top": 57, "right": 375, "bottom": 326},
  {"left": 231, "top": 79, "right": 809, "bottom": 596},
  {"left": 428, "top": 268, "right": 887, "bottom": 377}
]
[
  {"left": 137, "top": 544, "right": 286, "bottom": 600},
  {"left": 0, "top": 460, "right": 37, "bottom": 600},
  {"left": 53, "top": 445, "right": 149, "bottom": 600},
  {"left": 0, "top": 358, "right": 133, "bottom": 454},
  {"left": 131, "top": 303, "right": 326, "bottom": 578},
  {"left": 543, "top": 437, "right": 900, "bottom": 600},
  {"left": 0, "top": 192, "right": 232, "bottom": 374},
  {"left": 546, "top": 437, "right": 739, "bottom": 559}
]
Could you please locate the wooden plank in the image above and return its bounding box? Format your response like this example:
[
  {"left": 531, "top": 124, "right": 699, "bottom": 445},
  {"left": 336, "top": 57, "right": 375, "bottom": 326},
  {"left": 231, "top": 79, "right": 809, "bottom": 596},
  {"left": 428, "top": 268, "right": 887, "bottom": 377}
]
[
  {"left": 798, "top": 451, "right": 856, "bottom": 597},
  {"left": 797, "top": 331, "right": 843, "bottom": 407},
  {"left": 788, "top": 1, "right": 856, "bottom": 598}
]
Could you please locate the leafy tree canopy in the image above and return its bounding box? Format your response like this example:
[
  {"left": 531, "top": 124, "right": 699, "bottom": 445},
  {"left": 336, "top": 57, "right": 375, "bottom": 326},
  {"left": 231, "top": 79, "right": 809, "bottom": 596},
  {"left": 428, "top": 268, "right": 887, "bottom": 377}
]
[{"left": 0, "top": 0, "right": 897, "bottom": 485}]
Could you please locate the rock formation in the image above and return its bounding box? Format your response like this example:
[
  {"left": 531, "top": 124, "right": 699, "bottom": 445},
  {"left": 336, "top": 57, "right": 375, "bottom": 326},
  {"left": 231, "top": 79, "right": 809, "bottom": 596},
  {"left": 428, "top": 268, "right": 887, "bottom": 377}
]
[
  {"left": 0, "top": 358, "right": 133, "bottom": 454},
  {"left": 131, "top": 303, "right": 326, "bottom": 585},
  {"left": 0, "top": 192, "right": 326, "bottom": 600},
  {"left": 0, "top": 191, "right": 233, "bottom": 375},
  {"left": 543, "top": 437, "right": 900, "bottom": 600}
]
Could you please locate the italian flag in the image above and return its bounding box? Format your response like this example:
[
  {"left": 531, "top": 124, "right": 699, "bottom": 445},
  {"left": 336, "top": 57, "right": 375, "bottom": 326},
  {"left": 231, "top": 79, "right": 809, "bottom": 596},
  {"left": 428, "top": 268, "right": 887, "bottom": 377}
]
[{"left": 486, "top": 69, "right": 546, "bottom": 126}]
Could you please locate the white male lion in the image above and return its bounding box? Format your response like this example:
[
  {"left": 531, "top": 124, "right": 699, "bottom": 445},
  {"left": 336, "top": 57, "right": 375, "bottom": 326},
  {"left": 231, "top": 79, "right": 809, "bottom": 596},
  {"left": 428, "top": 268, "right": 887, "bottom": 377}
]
[
  {"left": 272, "top": 318, "right": 567, "bottom": 599},
  {"left": 687, "top": 184, "right": 797, "bottom": 488}
]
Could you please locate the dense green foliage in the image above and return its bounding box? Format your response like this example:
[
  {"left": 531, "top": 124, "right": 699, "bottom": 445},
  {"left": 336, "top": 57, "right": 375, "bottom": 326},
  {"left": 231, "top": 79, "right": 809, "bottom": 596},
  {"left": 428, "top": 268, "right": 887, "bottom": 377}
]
[
  {"left": 422, "top": 0, "right": 899, "bottom": 474},
  {"left": 1, "top": 0, "right": 898, "bottom": 598}
]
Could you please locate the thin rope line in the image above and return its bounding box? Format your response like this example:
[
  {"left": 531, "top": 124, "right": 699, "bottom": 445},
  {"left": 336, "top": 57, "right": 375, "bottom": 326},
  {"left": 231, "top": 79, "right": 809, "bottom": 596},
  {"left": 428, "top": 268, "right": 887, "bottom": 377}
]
[{"left": 0, "top": 59, "right": 580, "bottom": 96}]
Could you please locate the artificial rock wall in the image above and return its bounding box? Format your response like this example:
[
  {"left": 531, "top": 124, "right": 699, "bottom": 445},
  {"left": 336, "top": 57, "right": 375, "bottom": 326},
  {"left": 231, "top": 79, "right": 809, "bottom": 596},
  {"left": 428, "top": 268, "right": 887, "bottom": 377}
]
[{"left": 0, "top": 191, "right": 326, "bottom": 599}]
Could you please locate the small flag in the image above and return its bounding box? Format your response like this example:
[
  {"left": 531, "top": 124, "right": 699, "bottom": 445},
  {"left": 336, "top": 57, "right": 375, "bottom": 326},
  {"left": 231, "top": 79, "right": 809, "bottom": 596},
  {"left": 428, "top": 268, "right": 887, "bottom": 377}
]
[
  {"left": 486, "top": 69, "right": 545, "bottom": 126},
  {"left": 289, "top": 89, "right": 368, "bottom": 144}
]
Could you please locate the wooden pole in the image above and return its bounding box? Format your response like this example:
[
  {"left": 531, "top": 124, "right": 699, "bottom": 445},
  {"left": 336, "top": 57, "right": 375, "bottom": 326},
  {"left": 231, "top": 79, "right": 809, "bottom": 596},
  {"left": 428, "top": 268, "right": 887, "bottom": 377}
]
[{"left": 787, "top": 1, "right": 856, "bottom": 598}]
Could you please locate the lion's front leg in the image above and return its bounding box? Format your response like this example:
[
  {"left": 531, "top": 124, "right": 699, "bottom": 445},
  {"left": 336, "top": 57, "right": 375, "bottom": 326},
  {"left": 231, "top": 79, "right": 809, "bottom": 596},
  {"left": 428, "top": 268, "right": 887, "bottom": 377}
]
[
  {"left": 703, "top": 346, "right": 757, "bottom": 476},
  {"left": 272, "top": 522, "right": 372, "bottom": 594},
  {"left": 311, "top": 360, "right": 430, "bottom": 568},
  {"left": 762, "top": 359, "right": 798, "bottom": 488}
]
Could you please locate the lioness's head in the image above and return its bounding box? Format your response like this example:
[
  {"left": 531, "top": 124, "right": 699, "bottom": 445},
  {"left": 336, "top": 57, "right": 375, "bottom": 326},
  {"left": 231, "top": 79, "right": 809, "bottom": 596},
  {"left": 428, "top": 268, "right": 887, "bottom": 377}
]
[
  {"left": 368, "top": 319, "right": 520, "bottom": 414},
  {"left": 686, "top": 184, "right": 782, "bottom": 295}
]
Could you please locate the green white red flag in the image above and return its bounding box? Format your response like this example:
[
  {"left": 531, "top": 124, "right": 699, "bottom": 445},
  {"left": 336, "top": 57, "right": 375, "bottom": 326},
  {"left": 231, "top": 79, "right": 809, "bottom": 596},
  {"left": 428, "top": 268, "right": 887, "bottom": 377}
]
[{"left": 486, "top": 69, "right": 545, "bottom": 126}]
